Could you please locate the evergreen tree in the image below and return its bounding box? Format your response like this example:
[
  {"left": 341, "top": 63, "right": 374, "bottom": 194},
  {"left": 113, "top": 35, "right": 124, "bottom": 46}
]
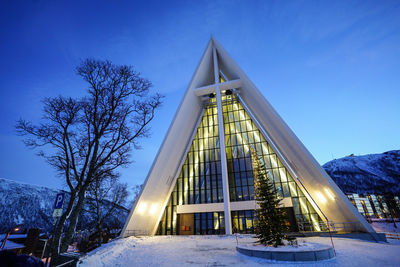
[{"left": 251, "top": 150, "right": 295, "bottom": 247}]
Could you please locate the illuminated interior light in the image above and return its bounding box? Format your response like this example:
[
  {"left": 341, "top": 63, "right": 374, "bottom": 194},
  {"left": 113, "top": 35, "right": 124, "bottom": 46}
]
[
  {"left": 279, "top": 168, "right": 287, "bottom": 182},
  {"left": 184, "top": 110, "right": 215, "bottom": 202},
  {"left": 214, "top": 217, "right": 219, "bottom": 230},
  {"left": 230, "top": 121, "right": 249, "bottom": 154},
  {"left": 177, "top": 98, "right": 324, "bottom": 235},
  {"left": 137, "top": 202, "right": 147, "bottom": 214},
  {"left": 315, "top": 192, "right": 327, "bottom": 204},
  {"left": 233, "top": 103, "right": 278, "bottom": 168},
  {"left": 232, "top": 100, "right": 325, "bottom": 234},
  {"left": 324, "top": 188, "right": 335, "bottom": 201},
  {"left": 172, "top": 212, "right": 177, "bottom": 229},
  {"left": 299, "top": 197, "right": 321, "bottom": 231},
  {"left": 299, "top": 198, "right": 309, "bottom": 213},
  {"left": 310, "top": 214, "right": 321, "bottom": 232},
  {"left": 288, "top": 182, "right": 297, "bottom": 196},
  {"left": 149, "top": 203, "right": 158, "bottom": 215}
]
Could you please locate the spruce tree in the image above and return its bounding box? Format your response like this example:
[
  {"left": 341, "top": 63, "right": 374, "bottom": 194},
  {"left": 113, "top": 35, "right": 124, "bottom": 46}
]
[{"left": 251, "top": 150, "right": 295, "bottom": 247}]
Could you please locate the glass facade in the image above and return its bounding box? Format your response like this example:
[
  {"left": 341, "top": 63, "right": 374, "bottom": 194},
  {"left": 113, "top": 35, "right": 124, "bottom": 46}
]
[
  {"left": 174, "top": 100, "right": 223, "bottom": 206},
  {"left": 194, "top": 212, "right": 225, "bottom": 235},
  {"left": 157, "top": 94, "right": 325, "bottom": 235},
  {"left": 347, "top": 193, "right": 393, "bottom": 219},
  {"left": 222, "top": 95, "right": 324, "bottom": 231},
  {"left": 157, "top": 101, "right": 223, "bottom": 235},
  {"left": 232, "top": 210, "right": 255, "bottom": 233},
  {"left": 348, "top": 194, "right": 374, "bottom": 217}
]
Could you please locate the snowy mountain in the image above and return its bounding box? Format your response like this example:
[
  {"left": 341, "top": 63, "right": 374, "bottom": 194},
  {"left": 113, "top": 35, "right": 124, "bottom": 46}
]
[
  {"left": 323, "top": 150, "right": 400, "bottom": 195},
  {"left": 0, "top": 178, "right": 129, "bottom": 233}
]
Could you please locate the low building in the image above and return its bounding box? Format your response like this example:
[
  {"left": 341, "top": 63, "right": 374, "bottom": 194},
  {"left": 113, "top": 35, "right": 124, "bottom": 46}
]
[{"left": 347, "top": 193, "right": 400, "bottom": 219}]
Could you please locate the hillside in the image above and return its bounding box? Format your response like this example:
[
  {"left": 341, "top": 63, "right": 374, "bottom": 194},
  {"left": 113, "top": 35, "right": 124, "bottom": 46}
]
[
  {"left": 323, "top": 150, "right": 400, "bottom": 195},
  {"left": 0, "top": 178, "right": 129, "bottom": 233}
]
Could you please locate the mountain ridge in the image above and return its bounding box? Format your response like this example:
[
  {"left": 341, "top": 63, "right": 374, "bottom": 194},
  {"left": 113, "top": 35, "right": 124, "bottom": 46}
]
[
  {"left": 0, "top": 177, "right": 129, "bottom": 233},
  {"left": 323, "top": 150, "right": 400, "bottom": 195}
]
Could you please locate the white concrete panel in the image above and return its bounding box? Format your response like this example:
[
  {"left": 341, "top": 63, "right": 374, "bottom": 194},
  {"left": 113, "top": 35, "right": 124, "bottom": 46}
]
[
  {"left": 214, "top": 46, "right": 232, "bottom": 235},
  {"left": 230, "top": 201, "right": 256, "bottom": 211},
  {"left": 194, "top": 79, "right": 241, "bottom": 96},
  {"left": 177, "top": 203, "right": 225, "bottom": 214},
  {"left": 177, "top": 198, "right": 293, "bottom": 214}
]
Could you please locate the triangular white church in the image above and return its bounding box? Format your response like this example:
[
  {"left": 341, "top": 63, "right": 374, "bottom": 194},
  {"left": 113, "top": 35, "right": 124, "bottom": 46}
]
[{"left": 121, "top": 38, "right": 375, "bottom": 237}]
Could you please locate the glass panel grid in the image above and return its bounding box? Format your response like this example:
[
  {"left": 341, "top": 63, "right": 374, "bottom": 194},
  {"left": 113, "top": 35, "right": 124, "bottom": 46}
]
[
  {"left": 157, "top": 101, "right": 223, "bottom": 235},
  {"left": 157, "top": 95, "right": 325, "bottom": 235},
  {"left": 221, "top": 95, "right": 325, "bottom": 231}
]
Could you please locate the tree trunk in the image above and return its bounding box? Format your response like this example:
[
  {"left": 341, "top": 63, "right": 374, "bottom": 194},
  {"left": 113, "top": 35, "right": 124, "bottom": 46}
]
[
  {"left": 97, "top": 221, "right": 102, "bottom": 247},
  {"left": 49, "top": 192, "right": 77, "bottom": 267},
  {"left": 60, "top": 188, "right": 87, "bottom": 253}
]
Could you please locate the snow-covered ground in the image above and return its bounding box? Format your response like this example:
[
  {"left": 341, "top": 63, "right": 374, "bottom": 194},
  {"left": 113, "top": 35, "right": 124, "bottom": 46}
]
[{"left": 78, "top": 235, "right": 400, "bottom": 267}]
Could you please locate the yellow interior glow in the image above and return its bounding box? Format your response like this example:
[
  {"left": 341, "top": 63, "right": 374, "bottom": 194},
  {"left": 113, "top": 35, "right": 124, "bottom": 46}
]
[
  {"left": 229, "top": 119, "right": 249, "bottom": 154},
  {"left": 279, "top": 168, "right": 287, "bottom": 182},
  {"left": 299, "top": 197, "right": 309, "bottom": 213},
  {"left": 310, "top": 214, "right": 321, "bottom": 231},
  {"left": 214, "top": 217, "right": 219, "bottom": 230},
  {"left": 233, "top": 103, "right": 279, "bottom": 170},
  {"left": 184, "top": 109, "right": 215, "bottom": 202},
  {"left": 288, "top": 182, "right": 297, "bottom": 196},
  {"left": 233, "top": 101, "right": 324, "bottom": 233},
  {"left": 172, "top": 212, "right": 177, "bottom": 229},
  {"left": 178, "top": 98, "right": 324, "bottom": 234}
]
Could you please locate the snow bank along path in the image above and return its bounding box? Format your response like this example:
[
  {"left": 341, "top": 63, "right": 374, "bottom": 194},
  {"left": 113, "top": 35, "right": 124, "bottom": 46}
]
[{"left": 78, "top": 235, "right": 400, "bottom": 267}]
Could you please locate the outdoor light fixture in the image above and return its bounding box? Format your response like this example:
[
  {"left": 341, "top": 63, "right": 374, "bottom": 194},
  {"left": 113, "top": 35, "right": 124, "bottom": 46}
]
[
  {"left": 324, "top": 188, "right": 335, "bottom": 201},
  {"left": 149, "top": 203, "right": 158, "bottom": 215},
  {"left": 315, "top": 192, "right": 327, "bottom": 204},
  {"left": 137, "top": 202, "right": 147, "bottom": 214}
]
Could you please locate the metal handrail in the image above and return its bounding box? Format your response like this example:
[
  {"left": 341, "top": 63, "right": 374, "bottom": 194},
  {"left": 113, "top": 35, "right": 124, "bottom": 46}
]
[
  {"left": 297, "top": 221, "right": 363, "bottom": 232},
  {"left": 124, "top": 230, "right": 150, "bottom": 237}
]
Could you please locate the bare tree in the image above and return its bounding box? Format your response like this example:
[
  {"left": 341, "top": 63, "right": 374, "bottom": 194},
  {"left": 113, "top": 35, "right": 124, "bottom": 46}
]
[
  {"left": 16, "top": 59, "right": 162, "bottom": 265},
  {"left": 85, "top": 176, "right": 128, "bottom": 247},
  {"left": 130, "top": 183, "right": 144, "bottom": 208}
]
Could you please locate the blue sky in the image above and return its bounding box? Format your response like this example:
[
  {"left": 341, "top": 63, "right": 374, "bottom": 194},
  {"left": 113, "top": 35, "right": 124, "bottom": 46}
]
[{"left": 0, "top": 0, "right": 399, "bottom": 192}]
